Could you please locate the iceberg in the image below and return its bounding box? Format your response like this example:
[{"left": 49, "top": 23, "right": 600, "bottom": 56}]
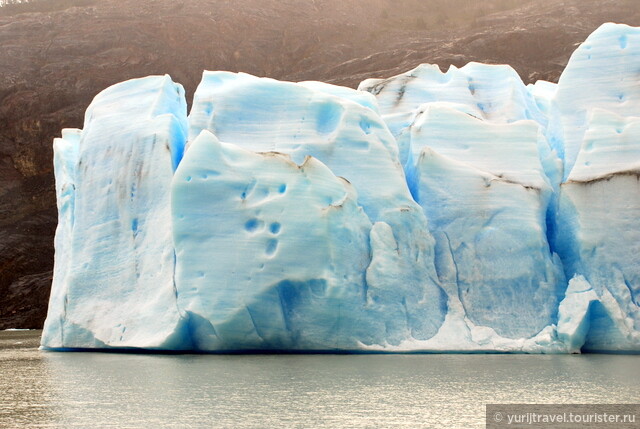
[{"left": 41, "top": 23, "right": 640, "bottom": 353}]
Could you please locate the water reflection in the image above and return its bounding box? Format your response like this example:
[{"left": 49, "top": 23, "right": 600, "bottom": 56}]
[
  {"left": 0, "top": 331, "right": 59, "bottom": 427},
  {"left": 1, "top": 331, "right": 639, "bottom": 428}
]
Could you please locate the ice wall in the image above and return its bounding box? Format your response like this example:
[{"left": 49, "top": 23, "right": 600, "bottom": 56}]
[
  {"left": 554, "top": 109, "right": 640, "bottom": 352},
  {"left": 173, "top": 131, "right": 374, "bottom": 350},
  {"left": 410, "top": 115, "right": 564, "bottom": 339},
  {"left": 41, "top": 23, "right": 640, "bottom": 353},
  {"left": 42, "top": 76, "right": 190, "bottom": 349},
  {"left": 360, "top": 65, "right": 565, "bottom": 341},
  {"left": 553, "top": 23, "right": 640, "bottom": 179},
  {"left": 547, "top": 24, "right": 640, "bottom": 352},
  {"left": 186, "top": 72, "right": 448, "bottom": 347}
]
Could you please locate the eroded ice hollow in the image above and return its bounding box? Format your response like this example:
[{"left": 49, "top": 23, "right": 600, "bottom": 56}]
[{"left": 42, "top": 23, "right": 640, "bottom": 353}]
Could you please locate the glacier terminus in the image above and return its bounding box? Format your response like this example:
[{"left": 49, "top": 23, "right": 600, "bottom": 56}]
[{"left": 41, "top": 23, "right": 640, "bottom": 353}]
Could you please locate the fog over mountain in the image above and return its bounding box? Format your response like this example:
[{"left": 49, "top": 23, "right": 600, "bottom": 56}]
[{"left": 1, "top": 0, "right": 639, "bottom": 329}]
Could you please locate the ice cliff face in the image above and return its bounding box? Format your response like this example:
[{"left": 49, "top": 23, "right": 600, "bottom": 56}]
[
  {"left": 41, "top": 76, "right": 189, "bottom": 349},
  {"left": 42, "top": 23, "right": 640, "bottom": 353}
]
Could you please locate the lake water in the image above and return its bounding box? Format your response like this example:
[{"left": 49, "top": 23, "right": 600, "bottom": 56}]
[{"left": 1, "top": 330, "right": 638, "bottom": 428}]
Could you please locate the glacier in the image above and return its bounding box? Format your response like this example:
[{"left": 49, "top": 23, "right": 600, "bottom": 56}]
[{"left": 41, "top": 23, "right": 640, "bottom": 353}]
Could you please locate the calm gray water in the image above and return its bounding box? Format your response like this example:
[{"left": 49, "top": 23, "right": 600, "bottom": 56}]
[{"left": 1, "top": 330, "right": 638, "bottom": 428}]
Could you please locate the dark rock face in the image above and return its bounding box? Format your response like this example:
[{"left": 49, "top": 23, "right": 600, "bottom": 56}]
[{"left": 0, "top": 0, "right": 639, "bottom": 329}]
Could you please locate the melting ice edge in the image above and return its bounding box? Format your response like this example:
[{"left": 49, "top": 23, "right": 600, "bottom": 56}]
[{"left": 42, "top": 23, "right": 640, "bottom": 353}]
